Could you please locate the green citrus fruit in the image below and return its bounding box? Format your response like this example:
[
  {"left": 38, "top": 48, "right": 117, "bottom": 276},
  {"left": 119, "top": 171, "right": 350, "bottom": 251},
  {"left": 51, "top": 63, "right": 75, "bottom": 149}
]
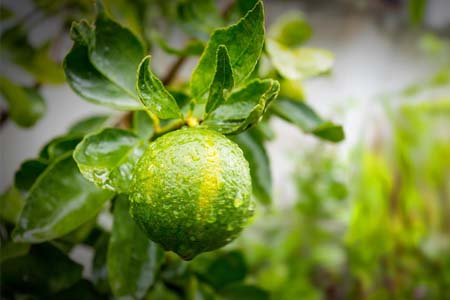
[{"left": 129, "top": 127, "right": 254, "bottom": 260}]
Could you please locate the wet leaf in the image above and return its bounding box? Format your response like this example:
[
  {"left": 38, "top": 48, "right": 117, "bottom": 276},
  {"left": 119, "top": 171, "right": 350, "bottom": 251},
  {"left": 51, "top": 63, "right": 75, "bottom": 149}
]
[
  {"left": 39, "top": 134, "right": 83, "bottom": 162},
  {"left": 205, "top": 45, "right": 234, "bottom": 115},
  {"left": 203, "top": 79, "right": 279, "bottom": 134},
  {"left": 190, "top": 1, "right": 264, "bottom": 101},
  {"left": 108, "top": 195, "right": 164, "bottom": 299},
  {"left": 136, "top": 56, "right": 182, "bottom": 120},
  {"left": 74, "top": 128, "right": 147, "bottom": 193},
  {"left": 13, "top": 153, "right": 114, "bottom": 243},
  {"left": 14, "top": 159, "right": 48, "bottom": 191},
  {"left": 64, "top": 5, "right": 146, "bottom": 110}
]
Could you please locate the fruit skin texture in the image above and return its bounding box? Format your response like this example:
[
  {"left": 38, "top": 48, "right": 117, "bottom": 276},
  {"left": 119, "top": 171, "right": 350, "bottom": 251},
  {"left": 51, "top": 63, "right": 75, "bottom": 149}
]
[{"left": 130, "top": 127, "right": 254, "bottom": 260}]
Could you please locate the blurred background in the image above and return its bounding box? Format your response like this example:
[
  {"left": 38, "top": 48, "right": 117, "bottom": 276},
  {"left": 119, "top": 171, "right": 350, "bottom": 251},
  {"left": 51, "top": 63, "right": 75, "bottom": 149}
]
[{"left": 1, "top": 0, "right": 450, "bottom": 299}]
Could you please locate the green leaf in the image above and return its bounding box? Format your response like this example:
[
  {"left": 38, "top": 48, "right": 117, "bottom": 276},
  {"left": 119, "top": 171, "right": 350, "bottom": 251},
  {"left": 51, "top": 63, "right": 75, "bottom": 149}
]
[
  {"left": 108, "top": 195, "right": 164, "bottom": 299},
  {"left": 0, "top": 242, "right": 30, "bottom": 263},
  {"left": 266, "top": 39, "right": 334, "bottom": 80},
  {"left": 232, "top": 130, "right": 272, "bottom": 204},
  {"left": 14, "top": 159, "right": 48, "bottom": 191},
  {"left": 64, "top": 43, "right": 143, "bottom": 110},
  {"left": 133, "top": 110, "right": 154, "bottom": 139},
  {"left": 205, "top": 45, "right": 234, "bottom": 114},
  {"left": 136, "top": 56, "right": 182, "bottom": 119},
  {"left": 39, "top": 134, "right": 83, "bottom": 162},
  {"left": 92, "top": 232, "right": 110, "bottom": 294},
  {"left": 0, "top": 186, "right": 25, "bottom": 224},
  {"left": 271, "top": 98, "right": 345, "bottom": 142},
  {"left": 203, "top": 79, "right": 280, "bottom": 134},
  {"left": 408, "top": 0, "right": 427, "bottom": 26},
  {"left": 64, "top": 7, "right": 146, "bottom": 110},
  {"left": 196, "top": 251, "right": 247, "bottom": 289},
  {"left": 91, "top": 5, "right": 146, "bottom": 97},
  {"left": 0, "top": 243, "right": 82, "bottom": 295},
  {"left": 0, "top": 77, "right": 45, "bottom": 127},
  {"left": 73, "top": 128, "right": 147, "bottom": 193},
  {"left": 190, "top": 1, "right": 265, "bottom": 101},
  {"left": 0, "top": 6, "right": 14, "bottom": 21},
  {"left": 13, "top": 153, "right": 114, "bottom": 243},
  {"left": 69, "top": 115, "right": 110, "bottom": 135},
  {"left": 218, "top": 284, "right": 270, "bottom": 300},
  {"left": 268, "top": 11, "right": 312, "bottom": 47}
]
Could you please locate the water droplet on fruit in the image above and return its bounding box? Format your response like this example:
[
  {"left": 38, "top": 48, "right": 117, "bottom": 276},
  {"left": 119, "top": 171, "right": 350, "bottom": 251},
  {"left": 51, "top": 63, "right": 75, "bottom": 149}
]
[{"left": 233, "top": 198, "right": 243, "bottom": 208}]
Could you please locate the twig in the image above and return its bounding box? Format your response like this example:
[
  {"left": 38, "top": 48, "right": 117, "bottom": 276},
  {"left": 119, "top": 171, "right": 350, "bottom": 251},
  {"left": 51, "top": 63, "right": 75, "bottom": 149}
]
[
  {"left": 162, "top": 56, "right": 187, "bottom": 86},
  {"left": 0, "top": 108, "right": 9, "bottom": 127}
]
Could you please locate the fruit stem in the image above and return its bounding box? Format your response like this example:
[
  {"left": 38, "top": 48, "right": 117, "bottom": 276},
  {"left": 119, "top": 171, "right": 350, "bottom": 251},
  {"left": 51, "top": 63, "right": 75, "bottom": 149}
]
[{"left": 151, "top": 119, "right": 185, "bottom": 140}]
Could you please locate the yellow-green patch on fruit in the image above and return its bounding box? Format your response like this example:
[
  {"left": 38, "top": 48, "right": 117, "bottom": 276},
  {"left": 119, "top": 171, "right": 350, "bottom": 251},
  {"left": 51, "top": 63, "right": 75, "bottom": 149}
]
[{"left": 129, "top": 127, "right": 254, "bottom": 260}]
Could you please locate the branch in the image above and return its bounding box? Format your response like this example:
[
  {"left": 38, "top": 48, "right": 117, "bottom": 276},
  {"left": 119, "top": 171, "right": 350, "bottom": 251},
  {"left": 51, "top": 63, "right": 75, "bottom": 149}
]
[{"left": 0, "top": 108, "right": 9, "bottom": 128}]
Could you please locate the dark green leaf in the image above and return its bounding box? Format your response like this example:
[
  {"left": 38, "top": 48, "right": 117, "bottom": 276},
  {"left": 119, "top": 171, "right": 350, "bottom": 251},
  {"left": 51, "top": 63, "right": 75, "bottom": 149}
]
[
  {"left": 73, "top": 128, "right": 147, "bottom": 193},
  {"left": 271, "top": 98, "right": 345, "bottom": 142},
  {"left": 0, "top": 6, "right": 14, "bottom": 21},
  {"left": 137, "top": 55, "right": 183, "bottom": 119},
  {"left": 64, "top": 43, "right": 142, "bottom": 110},
  {"left": 69, "top": 115, "right": 110, "bottom": 135},
  {"left": 233, "top": 130, "right": 272, "bottom": 204},
  {"left": 48, "top": 279, "right": 106, "bottom": 300},
  {"left": 13, "top": 153, "right": 114, "bottom": 243},
  {"left": 91, "top": 4, "right": 146, "bottom": 97},
  {"left": 64, "top": 6, "right": 146, "bottom": 110},
  {"left": 408, "top": 0, "right": 427, "bottom": 26},
  {"left": 266, "top": 39, "right": 334, "bottom": 80},
  {"left": 0, "top": 187, "right": 25, "bottom": 224},
  {"left": 108, "top": 195, "right": 164, "bottom": 299},
  {"left": 203, "top": 79, "right": 280, "bottom": 134},
  {"left": 196, "top": 251, "right": 247, "bottom": 289},
  {"left": 0, "top": 243, "right": 82, "bottom": 295},
  {"left": 92, "top": 232, "right": 110, "bottom": 294},
  {"left": 190, "top": 1, "right": 265, "bottom": 101},
  {"left": 133, "top": 110, "right": 154, "bottom": 139},
  {"left": 0, "top": 77, "right": 45, "bottom": 127},
  {"left": 268, "top": 11, "right": 312, "bottom": 47},
  {"left": 205, "top": 45, "right": 234, "bottom": 114},
  {"left": 14, "top": 159, "right": 48, "bottom": 191},
  {"left": 39, "top": 134, "right": 83, "bottom": 162},
  {"left": 218, "top": 284, "right": 270, "bottom": 300},
  {"left": 0, "top": 242, "right": 30, "bottom": 262}
]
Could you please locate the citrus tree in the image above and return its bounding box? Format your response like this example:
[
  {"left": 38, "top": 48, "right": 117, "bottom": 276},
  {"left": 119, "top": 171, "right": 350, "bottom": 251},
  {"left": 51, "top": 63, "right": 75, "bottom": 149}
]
[{"left": 0, "top": 0, "right": 344, "bottom": 299}]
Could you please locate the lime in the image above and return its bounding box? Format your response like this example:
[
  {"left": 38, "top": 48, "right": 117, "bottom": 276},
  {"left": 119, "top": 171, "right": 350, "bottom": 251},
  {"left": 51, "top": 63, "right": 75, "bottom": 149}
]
[{"left": 130, "top": 127, "right": 254, "bottom": 260}]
